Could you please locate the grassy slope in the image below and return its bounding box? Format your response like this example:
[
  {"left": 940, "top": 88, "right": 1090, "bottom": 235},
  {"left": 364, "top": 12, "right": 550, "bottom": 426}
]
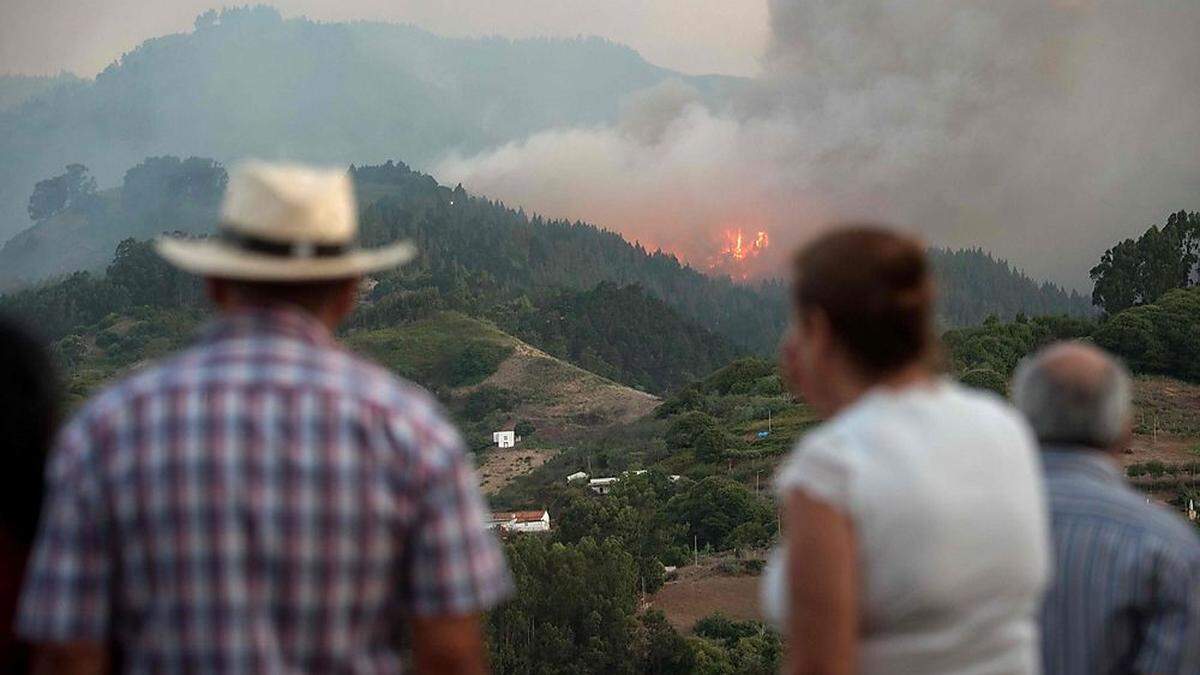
[
  {"left": 345, "top": 311, "right": 516, "bottom": 389},
  {"left": 346, "top": 311, "right": 658, "bottom": 445},
  {"left": 62, "top": 308, "right": 657, "bottom": 461}
]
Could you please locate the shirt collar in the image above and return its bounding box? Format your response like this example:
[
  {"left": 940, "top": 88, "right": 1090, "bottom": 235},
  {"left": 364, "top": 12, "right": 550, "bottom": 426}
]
[
  {"left": 1040, "top": 446, "right": 1125, "bottom": 485},
  {"left": 199, "top": 306, "right": 336, "bottom": 348}
]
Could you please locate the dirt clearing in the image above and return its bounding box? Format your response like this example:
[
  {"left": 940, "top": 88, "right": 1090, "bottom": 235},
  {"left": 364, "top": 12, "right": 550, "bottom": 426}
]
[
  {"left": 649, "top": 563, "right": 765, "bottom": 631},
  {"left": 478, "top": 447, "right": 557, "bottom": 495}
]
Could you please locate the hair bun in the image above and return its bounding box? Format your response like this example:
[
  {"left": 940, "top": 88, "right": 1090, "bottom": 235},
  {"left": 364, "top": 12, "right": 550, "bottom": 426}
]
[{"left": 793, "top": 224, "right": 935, "bottom": 376}]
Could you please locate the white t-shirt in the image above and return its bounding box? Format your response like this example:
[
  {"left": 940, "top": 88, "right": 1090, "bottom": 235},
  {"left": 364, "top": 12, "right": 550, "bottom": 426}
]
[{"left": 762, "top": 380, "right": 1049, "bottom": 675}]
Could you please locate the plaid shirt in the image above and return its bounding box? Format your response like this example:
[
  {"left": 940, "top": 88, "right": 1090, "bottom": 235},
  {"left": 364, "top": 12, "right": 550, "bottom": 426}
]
[{"left": 17, "top": 308, "right": 512, "bottom": 673}]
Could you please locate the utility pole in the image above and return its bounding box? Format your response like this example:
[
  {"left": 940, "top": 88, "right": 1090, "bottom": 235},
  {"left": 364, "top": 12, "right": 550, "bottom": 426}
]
[
  {"left": 694, "top": 535, "right": 699, "bottom": 566},
  {"left": 756, "top": 470, "right": 762, "bottom": 495},
  {"left": 768, "top": 409, "right": 772, "bottom": 434}
]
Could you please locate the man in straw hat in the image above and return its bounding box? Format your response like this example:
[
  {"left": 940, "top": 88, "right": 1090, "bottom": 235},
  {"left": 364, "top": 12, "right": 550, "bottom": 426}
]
[{"left": 16, "top": 161, "right": 512, "bottom": 673}]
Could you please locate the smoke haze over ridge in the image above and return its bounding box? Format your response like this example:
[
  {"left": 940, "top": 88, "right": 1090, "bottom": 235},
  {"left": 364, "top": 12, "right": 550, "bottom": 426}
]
[{"left": 437, "top": 1, "right": 1200, "bottom": 288}]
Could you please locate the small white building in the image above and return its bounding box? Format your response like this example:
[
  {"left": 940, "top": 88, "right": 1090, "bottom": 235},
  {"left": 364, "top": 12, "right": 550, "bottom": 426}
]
[
  {"left": 488, "top": 510, "right": 551, "bottom": 533},
  {"left": 492, "top": 430, "right": 517, "bottom": 448},
  {"left": 566, "top": 471, "right": 589, "bottom": 483},
  {"left": 588, "top": 477, "right": 620, "bottom": 495}
]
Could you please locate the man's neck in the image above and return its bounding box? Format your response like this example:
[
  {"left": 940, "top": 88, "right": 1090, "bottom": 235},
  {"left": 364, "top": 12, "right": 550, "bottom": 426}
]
[{"left": 221, "top": 301, "right": 340, "bottom": 332}]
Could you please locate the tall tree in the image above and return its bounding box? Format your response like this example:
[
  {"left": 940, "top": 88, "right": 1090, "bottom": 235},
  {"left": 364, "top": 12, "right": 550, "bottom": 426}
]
[
  {"left": 1090, "top": 211, "right": 1200, "bottom": 314},
  {"left": 27, "top": 163, "right": 96, "bottom": 221}
]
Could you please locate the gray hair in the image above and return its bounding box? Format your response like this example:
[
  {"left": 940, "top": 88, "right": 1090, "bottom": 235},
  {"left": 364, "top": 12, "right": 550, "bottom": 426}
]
[{"left": 1011, "top": 342, "right": 1132, "bottom": 448}]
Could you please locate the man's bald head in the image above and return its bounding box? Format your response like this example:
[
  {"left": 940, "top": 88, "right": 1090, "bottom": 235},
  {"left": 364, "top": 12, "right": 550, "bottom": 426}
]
[{"left": 1012, "top": 341, "right": 1133, "bottom": 450}]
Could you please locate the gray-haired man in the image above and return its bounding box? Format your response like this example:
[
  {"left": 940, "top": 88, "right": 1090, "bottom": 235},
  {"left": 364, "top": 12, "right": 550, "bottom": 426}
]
[{"left": 1013, "top": 342, "right": 1200, "bottom": 675}]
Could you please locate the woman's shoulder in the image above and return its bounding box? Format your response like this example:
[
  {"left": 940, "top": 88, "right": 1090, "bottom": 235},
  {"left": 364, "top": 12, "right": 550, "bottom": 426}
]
[
  {"left": 934, "top": 380, "right": 1032, "bottom": 434},
  {"left": 774, "top": 415, "right": 865, "bottom": 509}
]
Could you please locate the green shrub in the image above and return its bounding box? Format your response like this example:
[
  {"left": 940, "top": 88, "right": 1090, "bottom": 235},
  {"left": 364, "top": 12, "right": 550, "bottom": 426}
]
[
  {"left": 447, "top": 342, "right": 510, "bottom": 386},
  {"left": 463, "top": 386, "right": 515, "bottom": 418}
]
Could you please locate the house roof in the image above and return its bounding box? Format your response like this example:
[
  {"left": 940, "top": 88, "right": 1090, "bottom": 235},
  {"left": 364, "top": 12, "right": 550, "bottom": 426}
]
[{"left": 490, "top": 510, "right": 548, "bottom": 523}]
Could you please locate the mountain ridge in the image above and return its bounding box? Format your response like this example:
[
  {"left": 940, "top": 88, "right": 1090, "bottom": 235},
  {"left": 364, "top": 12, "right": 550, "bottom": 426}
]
[{"left": 0, "top": 5, "right": 743, "bottom": 241}]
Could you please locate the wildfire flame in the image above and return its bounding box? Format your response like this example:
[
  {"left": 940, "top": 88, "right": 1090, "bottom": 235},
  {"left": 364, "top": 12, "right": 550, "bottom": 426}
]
[{"left": 709, "top": 228, "right": 770, "bottom": 279}]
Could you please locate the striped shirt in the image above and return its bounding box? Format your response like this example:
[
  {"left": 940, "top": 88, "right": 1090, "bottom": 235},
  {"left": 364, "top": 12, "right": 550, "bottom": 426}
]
[
  {"left": 1040, "top": 449, "right": 1200, "bottom": 675},
  {"left": 17, "top": 308, "right": 512, "bottom": 673}
]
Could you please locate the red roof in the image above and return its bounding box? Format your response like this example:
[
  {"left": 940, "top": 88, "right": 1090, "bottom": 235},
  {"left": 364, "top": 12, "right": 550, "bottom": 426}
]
[{"left": 490, "top": 510, "right": 547, "bottom": 523}]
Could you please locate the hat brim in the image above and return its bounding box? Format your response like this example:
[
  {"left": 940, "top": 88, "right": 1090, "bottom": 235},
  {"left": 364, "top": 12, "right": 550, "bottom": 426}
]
[{"left": 155, "top": 236, "right": 416, "bottom": 281}]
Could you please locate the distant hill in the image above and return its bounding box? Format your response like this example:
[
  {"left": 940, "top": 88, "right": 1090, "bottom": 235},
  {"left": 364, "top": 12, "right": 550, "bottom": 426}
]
[
  {"left": 496, "top": 282, "right": 741, "bottom": 394},
  {"left": 0, "top": 5, "right": 741, "bottom": 240},
  {"left": 0, "top": 157, "right": 225, "bottom": 289},
  {"left": 1, "top": 158, "right": 1096, "bottom": 359},
  {"left": 930, "top": 247, "right": 1094, "bottom": 324},
  {"left": 0, "top": 73, "right": 81, "bottom": 112}
]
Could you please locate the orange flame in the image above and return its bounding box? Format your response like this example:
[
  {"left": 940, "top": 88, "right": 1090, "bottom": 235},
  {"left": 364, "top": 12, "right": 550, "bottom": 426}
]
[{"left": 710, "top": 228, "right": 770, "bottom": 279}]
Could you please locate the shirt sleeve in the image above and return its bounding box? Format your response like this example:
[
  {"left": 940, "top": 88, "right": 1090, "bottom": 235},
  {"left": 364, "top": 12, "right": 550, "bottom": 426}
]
[
  {"left": 16, "top": 418, "right": 113, "bottom": 643},
  {"left": 1133, "top": 543, "right": 1200, "bottom": 674},
  {"left": 774, "top": 431, "right": 857, "bottom": 517},
  {"left": 400, "top": 422, "right": 513, "bottom": 617}
]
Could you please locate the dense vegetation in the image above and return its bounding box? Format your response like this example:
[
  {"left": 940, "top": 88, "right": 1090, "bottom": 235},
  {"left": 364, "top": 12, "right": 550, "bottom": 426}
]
[
  {"left": 497, "top": 282, "right": 740, "bottom": 393},
  {"left": 491, "top": 528, "right": 780, "bottom": 674},
  {"left": 1090, "top": 211, "right": 1200, "bottom": 314},
  {"left": 929, "top": 247, "right": 1092, "bottom": 325},
  {"left": 483, "top": 467, "right": 780, "bottom": 673},
  {"left": 3, "top": 154, "right": 1100, "bottom": 365},
  {"left": 945, "top": 212, "right": 1200, "bottom": 392},
  {"left": 349, "top": 161, "right": 789, "bottom": 354}
]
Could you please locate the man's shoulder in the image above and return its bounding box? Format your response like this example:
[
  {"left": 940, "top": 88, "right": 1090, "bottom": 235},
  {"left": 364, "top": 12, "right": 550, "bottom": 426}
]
[
  {"left": 1050, "top": 476, "right": 1200, "bottom": 559},
  {"left": 75, "top": 340, "right": 448, "bottom": 432},
  {"left": 323, "top": 347, "right": 445, "bottom": 413},
  {"left": 1134, "top": 500, "right": 1200, "bottom": 560}
]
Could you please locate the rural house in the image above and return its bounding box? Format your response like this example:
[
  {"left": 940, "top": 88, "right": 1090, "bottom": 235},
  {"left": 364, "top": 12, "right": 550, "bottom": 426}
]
[
  {"left": 488, "top": 510, "right": 551, "bottom": 533},
  {"left": 492, "top": 430, "right": 518, "bottom": 448},
  {"left": 588, "top": 477, "right": 619, "bottom": 495}
]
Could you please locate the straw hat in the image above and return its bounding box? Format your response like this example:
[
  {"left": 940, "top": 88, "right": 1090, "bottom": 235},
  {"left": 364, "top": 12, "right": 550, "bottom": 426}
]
[{"left": 156, "top": 161, "right": 414, "bottom": 281}]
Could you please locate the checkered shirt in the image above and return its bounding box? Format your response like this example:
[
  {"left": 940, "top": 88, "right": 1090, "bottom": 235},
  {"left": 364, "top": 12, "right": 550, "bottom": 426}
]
[{"left": 17, "top": 308, "right": 512, "bottom": 673}]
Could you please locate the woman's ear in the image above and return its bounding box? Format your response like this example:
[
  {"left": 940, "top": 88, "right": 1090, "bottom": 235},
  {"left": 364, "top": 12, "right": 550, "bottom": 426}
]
[
  {"left": 780, "top": 321, "right": 805, "bottom": 397},
  {"left": 802, "top": 308, "right": 833, "bottom": 366}
]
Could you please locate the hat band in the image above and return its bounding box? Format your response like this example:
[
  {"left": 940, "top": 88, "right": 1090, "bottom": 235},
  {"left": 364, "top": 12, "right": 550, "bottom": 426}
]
[{"left": 222, "top": 229, "right": 350, "bottom": 259}]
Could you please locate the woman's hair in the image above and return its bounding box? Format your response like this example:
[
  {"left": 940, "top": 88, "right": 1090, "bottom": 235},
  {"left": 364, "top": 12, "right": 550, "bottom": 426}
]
[
  {"left": 0, "top": 315, "right": 60, "bottom": 545},
  {"left": 792, "top": 225, "right": 936, "bottom": 377}
]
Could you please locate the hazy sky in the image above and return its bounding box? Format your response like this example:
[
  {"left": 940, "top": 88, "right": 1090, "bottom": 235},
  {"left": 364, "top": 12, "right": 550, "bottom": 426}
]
[{"left": 0, "top": 0, "right": 769, "bottom": 78}]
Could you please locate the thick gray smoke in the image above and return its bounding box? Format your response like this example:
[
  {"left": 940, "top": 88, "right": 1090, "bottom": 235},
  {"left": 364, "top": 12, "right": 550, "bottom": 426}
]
[{"left": 437, "top": 1, "right": 1200, "bottom": 287}]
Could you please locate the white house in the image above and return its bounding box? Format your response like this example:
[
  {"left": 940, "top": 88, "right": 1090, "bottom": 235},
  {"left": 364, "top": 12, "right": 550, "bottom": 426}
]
[
  {"left": 566, "top": 471, "right": 589, "bottom": 483},
  {"left": 588, "top": 477, "right": 620, "bottom": 495},
  {"left": 486, "top": 513, "right": 514, "bottom": 531},
  {"left": 488, "top": 510, "right": 551, "bottom": 533},
  {"left": 492, "top": 430, "right": 517, "bottom": 448}
]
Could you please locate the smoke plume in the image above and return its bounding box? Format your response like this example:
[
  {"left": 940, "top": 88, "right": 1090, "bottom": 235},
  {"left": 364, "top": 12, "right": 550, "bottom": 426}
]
[{"left": 436, "top": 1, "right": 1200, "bottom": 287}]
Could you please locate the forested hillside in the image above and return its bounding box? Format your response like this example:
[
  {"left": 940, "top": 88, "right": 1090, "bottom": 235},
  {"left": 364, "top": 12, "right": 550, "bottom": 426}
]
[
  {"left": 496, "top": 282, "right": 740, "bottom": 393},
  {"left": 0, "top": 73, "right": 80, "bottom": 111},
  {"left": 0, "top": 5, "right": 741, "bottom": 240},
  {"left": 929, "top": 248, "right": 1093, "bottom": 324},
  {"left": 0, "top": 158, "right": 225, "bottom": 287},
  {"left": 2, "top": 157, "right": 1100, "bottom": 361}
]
